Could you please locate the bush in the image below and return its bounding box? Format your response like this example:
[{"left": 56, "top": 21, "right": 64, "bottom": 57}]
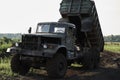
[
  {"left": 0, "top": 37, "right": 19, "bottom": 54},
  {"left": 0, "top": 43, "right": 12, "bottom": 54}
]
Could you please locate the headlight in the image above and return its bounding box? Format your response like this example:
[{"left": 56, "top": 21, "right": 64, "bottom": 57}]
[
  {"left": 43, "top": 44, "right": 57, "bottom": 49},
  {"left": 15, "top": 43, "right": 19, "bottom": 47},
  {"left": 43, "top": 44, "right": 47, "bottom": 48},
  {"left": 6, "top": 48, "right": 11, "bottom": 52}
]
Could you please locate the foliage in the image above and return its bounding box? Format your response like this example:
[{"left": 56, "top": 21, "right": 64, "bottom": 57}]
[
  {"left": 0, "top": 37, "right": 20, "bottom": 54},
  {"left": 0, "top": 57, "right": 12, "bottom": 75},
  {"left": 0, "top": 34, "right": 21, "bottom": 54},
  {"left": 0, "top": 43, "right": 12, "bottom": 53},
  {"left": 0, "top": 37, "right": 17, "bottom": 76}
]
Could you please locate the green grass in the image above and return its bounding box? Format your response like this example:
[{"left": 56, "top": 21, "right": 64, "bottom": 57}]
[
  {"left": 104, "top": 42, "right": 120, "bottom": 53},
  {"left": 0, "top": 57, "right": 19, "bottom": 78},
  {"left": 0, "top": 57, "right": 20, "bottom": 80}
]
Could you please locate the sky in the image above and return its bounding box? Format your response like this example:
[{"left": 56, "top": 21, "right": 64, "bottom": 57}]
[{"left": 0, "top": 0, "right": 120, "bottom": 36}]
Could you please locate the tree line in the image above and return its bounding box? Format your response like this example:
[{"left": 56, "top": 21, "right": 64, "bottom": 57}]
[
  {"left": 0, "top": 33, "right": 120, "bottom": 42},
  {"left": 104, "top": 35, "right": 120, "bottom": 42},
  {"left": 0, "top": 33, "right": 21, "bottom": 39}
]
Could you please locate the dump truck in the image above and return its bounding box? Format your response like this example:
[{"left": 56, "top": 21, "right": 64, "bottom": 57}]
[{"left": 10, "top": 0, "right": 104, "bottom": 78}]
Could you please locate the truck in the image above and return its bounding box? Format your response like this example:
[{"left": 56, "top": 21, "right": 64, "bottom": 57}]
[{"left": 10, "top": 0, "right": 104, "bottom": 78}]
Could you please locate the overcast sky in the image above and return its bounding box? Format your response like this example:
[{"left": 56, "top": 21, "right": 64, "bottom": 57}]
[{"left": 0, "top": 0, "right": 120, "bottom": 36}]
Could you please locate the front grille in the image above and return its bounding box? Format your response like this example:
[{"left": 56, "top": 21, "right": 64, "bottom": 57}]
[
  {"left": 41, "top": 37, "right": 61, "bottom": 44},
  {"left": 21, "top": 35, "right": 61, "bottom": 50},
  {"left": 22, "top": 35, "right": 40, "bottom": 50}
]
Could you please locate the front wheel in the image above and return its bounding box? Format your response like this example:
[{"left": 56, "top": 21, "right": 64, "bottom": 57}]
[
  {"left": 46, "top": 54, "right": 67, "bottom": 78},
  {"left": 11, "top": 54, "right": 30, "bottom": 75}
]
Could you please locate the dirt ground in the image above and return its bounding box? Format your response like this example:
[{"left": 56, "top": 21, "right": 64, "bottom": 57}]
[{"left": 0, "top": 51, "right": 120, "bottom": 80}]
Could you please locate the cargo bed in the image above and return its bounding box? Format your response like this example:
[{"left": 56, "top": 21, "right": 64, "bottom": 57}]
[{"left": 60, "top": 0, "right": 104, "bottom": 51}]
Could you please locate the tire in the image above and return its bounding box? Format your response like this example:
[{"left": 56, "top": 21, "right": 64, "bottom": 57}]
[
  {"left": 82, "top": 48, "right": 100, "bottom": 69},
  {"left": 93, "top": 48, "right": 100, "bottom": 68},
  {"left": 84, "top": 49, "right": 94, "bottom": 69},
  {"left": 11, "top": 54, "right": 30, "bottom": 75},
  {"left": 46, "top": 54, "right": 67, "bottom": 78}
]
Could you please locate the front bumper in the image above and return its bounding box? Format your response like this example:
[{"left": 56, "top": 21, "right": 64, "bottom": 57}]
[{"left": 9, "top": 47, "right": 55, "bottom": 58}]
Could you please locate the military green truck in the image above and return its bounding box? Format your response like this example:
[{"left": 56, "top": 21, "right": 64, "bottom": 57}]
[{"left": 10, "top": 0, "right": 104, "bottom": 78}]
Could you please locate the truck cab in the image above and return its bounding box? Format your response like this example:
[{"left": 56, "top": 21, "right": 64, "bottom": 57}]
[
  {"left": 11, "top": 22, "right": 76, "bottom": 58},
  {"left": 10, "top": 22, "right": 77, "bottom": 78}
]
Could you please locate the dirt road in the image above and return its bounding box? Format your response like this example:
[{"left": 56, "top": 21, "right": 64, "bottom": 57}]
[
  {"left": 65, "top": 51, "right": 120, "bottom": 80},
  {"left": 0, "top": 51, "right": 120, "bottom": 80}
]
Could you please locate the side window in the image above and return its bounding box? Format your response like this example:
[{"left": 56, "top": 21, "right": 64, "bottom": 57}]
[{"left": 54, "top": 27, "right": 65, "bottom": 33}]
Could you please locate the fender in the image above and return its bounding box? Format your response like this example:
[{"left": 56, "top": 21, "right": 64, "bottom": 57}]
[
  {"left": 54, "top": 45, "right": 67, "bottom": 53},
  {"left": 42, "top": 45, "right": 67, "bottom": 58},
  {"left": 53, "top": 45, "right": 67, "bottom": 57}
]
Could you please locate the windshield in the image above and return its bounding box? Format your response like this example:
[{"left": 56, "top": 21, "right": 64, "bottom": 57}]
[
  {"left": 37, "top": 24, "right": 65, "bottom": 33},
  {"left": 37, "top": 25, "right": 50, "bottom": 33}
]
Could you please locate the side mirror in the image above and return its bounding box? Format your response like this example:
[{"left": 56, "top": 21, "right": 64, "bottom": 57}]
[{"left": 28, "top": 27, "right": 32, "bottom": 33}]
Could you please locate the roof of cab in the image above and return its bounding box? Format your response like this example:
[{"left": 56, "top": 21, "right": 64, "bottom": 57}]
[{"left": 37, "top": 22, "right": 75, "bottom": 28}]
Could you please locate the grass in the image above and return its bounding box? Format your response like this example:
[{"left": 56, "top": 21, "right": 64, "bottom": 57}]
[
  {"left": 0, "top": 57, "right": 17, "bottom": 77},
  {"left": 104, "top": 42, "right": 120, "bottom": 53}
]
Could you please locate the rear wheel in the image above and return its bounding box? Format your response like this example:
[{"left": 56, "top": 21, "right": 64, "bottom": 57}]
[
  {"left": 46, "top": 54, "right": 67, "bottom": 78},
  {"left": 93, "top": 48, "right": 100, "bottom": 68},
  {"left": 82, "top": 48, "right": 100, "bottom": 69},
  {"left": 11, "top": 54, "right": 30, "bottom": 75}
]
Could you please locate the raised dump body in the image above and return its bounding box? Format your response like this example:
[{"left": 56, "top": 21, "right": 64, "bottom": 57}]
[{"left": 60, "top": 0, "right": 104, "bottom": 52}]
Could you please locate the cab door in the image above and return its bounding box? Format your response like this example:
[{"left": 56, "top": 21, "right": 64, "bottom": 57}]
[{"left": 66, "top": 27, "right": 76, "bottom": 51}]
